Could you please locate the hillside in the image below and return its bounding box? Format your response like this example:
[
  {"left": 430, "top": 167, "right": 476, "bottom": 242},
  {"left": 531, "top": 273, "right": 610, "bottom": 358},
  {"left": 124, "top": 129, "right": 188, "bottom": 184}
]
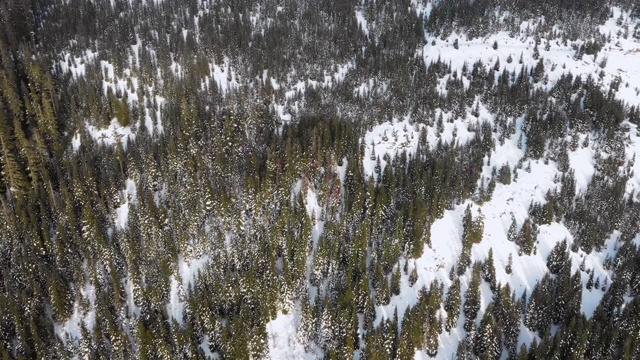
[{"left": 0, "top": 0, "right": 640, "bottom": 359}]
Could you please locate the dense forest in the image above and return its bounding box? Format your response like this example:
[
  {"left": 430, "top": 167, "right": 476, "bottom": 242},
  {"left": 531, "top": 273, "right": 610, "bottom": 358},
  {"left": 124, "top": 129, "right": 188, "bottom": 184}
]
[{"left": 1, "top": 0, "right": 640, "bottom": 359}]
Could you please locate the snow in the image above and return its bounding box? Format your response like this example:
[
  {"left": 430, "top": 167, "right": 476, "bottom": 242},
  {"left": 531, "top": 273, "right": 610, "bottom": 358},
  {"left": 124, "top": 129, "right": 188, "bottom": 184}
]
[
  {"left": 337, "top": 158, "right": 348, "bottom": 185},
  {"left": 423, "top": 8, "right": 640, "bottom": 106},
  {"left": 305, "top": 186, "right": 325, "bottom": 281},
  {"left": 277, "top": 104, "right": 292, "bottom": 122},
  {"left": 359, "top": 9, "right": 640, "bottom": 353},
  {"left": 305, "top": 189, "right": 321, "bottom": 222},
  {"left": 71, "top": 132, "right": 81, "bottom": 152},
  {"left": 597, "top": 8, "right": 640, "bottom": 107},
  {"left": 205, "top": 57, "right": 241, "bottom": 94},
  {"left": 100, "top": 61, "right": 140, "bottom": 105},
  {"left": 131, "top": 36, "right": 141, "bottom": 68},
  {"left": 50, "top": 4, "right": 640, "bottom": 357},
  {"left": 167, "top": 276, "right": 185, "bottom": 325},
  {"left": 114, "top": 179, "right": 138, "bottom": 230},
  {"left": 54, "top": 262, "right": 96, "bottom": 344},
  {"left": 270, "top": 177, "right": 336, "bottom": 359},
  {"left": 56, "top": 49, "right": 98, "bottom": 78},
  {"left": 355, "top": 10, "right": 369, "bottom": 37},
  {"left": 267, "top": 309, "right": 322, "bottom": 360},
  {"left": 167, "top": 254, "right": 210, "bottom": 325},
  {"left": 155, "top": 95, "right": 166, "bottom": 134},
  {"left": 370, "top": 109, "right": 621, "bottom": 358},
  {"left": 362, "top": 113, "right": 479, "bottom": 180},
  {"left": 199, "top": 336, "right": 220, "bottom": 359},
  {"left": 362, "top": 117, "right": 423, "bottom": 180},
  {"left": 124, "top": 272, "right": 141, "bottom": 317},
  {"left": 332, "top": 62, "right": 353, "bottom": 84},
  {"left": 101, "top": 60, "right": 115, "bottom": 82},
  {"left": 170, "top": 59, "right": 184, "bottom": 78},
  {"left": 54, "top": 304, "right": 83, "bottom": 343},
  {"left": 376, "top": 18, "right": 640, "bottom": 356},
  {"left": 569, "top": 134, "right": 596, "bottom": 194},
  {"left": 115, "top": 203, "right": 129, "bottom": 230},
  {"left": 58, "top": 49, "right": 166, "bottom": 151},
  {"left": 144, "top": 108, "right": 154, "bottom": 135},
  {"left": 179, "top": 254, "right": 210, "bottom": 290},
  {"left": 86, "top": 118, "right": 135, "bottom": 149},
  {"left": 625, "top": 122, "right": 640, "bottom": 200}
]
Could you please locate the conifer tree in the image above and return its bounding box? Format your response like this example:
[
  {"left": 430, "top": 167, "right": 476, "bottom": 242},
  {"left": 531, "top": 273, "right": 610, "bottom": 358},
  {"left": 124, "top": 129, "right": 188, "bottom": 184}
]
[
  {"left": 445, "top": 278, "right": 462, "bottom": 331},
  {"left": 482, "top": 249, "right": 497, "bottom": 291},
  {"left": 505, "top": 253, "right": 513, "bottom": 275},
  {"left": 464, "top": 268, "right": 481, "bottom": 331}
]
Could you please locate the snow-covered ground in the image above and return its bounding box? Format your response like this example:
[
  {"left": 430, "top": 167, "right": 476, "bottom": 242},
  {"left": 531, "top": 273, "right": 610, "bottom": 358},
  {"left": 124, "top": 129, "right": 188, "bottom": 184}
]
[
  {"left": 84, "top": 119, "right": 135, "bottom": 149},
  {"left": 54, "top": 261, "right": 97, "bottom": 345},
  {"left": 423, "top": 8, "right": 640, "bottom": 107},
  {"left": 167, "top": 255, "right": 211, "bottom": 325},
  {"left": 114, "top": 178, "right": 138, "bottom": 231},
  {"left": 200, "top": 57, "right": 241, "bottom": 94},
  {"left": 267, "top": 6, "right": 640, "bottom": 360},
  {"left": 625, "top": 122, "right": 640, "bottom": 200},
  {"left": 267, "top": 308, "right": 323, "bottom": 360},
  {"left": 52, "top": 4, "right": 640, "bottom": 359},
  {"left": 366, "top": 117, "right": 618, "bottom": 359},
  {"left": 58, "top": 43, "right": 166, "bottom": 151},
  {"left": 362, "top": 112, "right": 479, "bottom": 180}
]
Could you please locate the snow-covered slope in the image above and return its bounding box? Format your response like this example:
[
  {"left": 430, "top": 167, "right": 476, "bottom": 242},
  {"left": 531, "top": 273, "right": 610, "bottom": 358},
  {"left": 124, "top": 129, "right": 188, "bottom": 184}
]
[
  {"left": 265, "top": 6, "right": 640, "bottom": 359},
  {"left": 424, "top": 8, "right": 640, "bottom": 107},
  {"left": 369, "top": 118, "right": 621, "bottom": 358},
  {"left": 47, "top": 2, "right": 640, "bottom": 359}
]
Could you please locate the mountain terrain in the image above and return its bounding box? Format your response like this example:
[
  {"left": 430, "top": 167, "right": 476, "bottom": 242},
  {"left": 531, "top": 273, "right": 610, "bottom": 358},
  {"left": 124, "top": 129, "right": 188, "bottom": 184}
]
[{"left": 0, "top": 0, "right": 640, "bottom": 359}]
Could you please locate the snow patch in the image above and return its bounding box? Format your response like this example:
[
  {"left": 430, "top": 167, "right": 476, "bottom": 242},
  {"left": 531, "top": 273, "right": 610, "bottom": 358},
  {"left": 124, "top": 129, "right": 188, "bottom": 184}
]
[
  {"left": 86, "top": 118, "right": 135, "bottom": 149},
  {"left": 167, "top": 255, "right": 210, "bottom": 325},
  {"left": 114, "top": 178, "right": 138, "bottom": 230},
  {"left": 267, "top": 309, "right": 323, "bottom": 360},
  {"left": 71, "top": 132, "right": 81, "bottom": 152},
  {"left": 569, "top": 135, "right": 596, "bottom": 194},
  {"left": 355, "top": 10, "right": 369, "bottom": 37}
]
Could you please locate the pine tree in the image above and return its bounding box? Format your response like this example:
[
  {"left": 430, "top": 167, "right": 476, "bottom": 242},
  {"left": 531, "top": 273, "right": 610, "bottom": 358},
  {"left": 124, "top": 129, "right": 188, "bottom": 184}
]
[
  {"left": 507, "top": 215, "right": 517, "bottom": 242},
  {"left": 505, "top": 253, "right": 513, "bottom": 275},
  {"left": 482, "top": 249, "right": 497, "bottom": 290},
  {"left": 445, "top": 278, "right": 462, "bottom": 331},
  {"left": 0, "top": 110, "right": 29, "bottom": 196},
  {"left": 375, "top": 266, "right": 391, "bottom": 305},
  {"left": 533, "top": 42, "right": 540, "bottom": 60},
  {"left": 586, "top": 272, "right": 594, "bottom": 290},
  {"left": 475, "top": 309, "right": 500, "bottom": 360},
  {"left": 409, "top": 265, "right": 418, "bottom": 287},
  {"left": 547, "top": 238, "right": 570, "bottom": 274},
  {"left": 464, "top": 268, "right": 481, "bottom": 331},
  {"left": 391, "top": 265, "right": 401, "bottom": 296}
]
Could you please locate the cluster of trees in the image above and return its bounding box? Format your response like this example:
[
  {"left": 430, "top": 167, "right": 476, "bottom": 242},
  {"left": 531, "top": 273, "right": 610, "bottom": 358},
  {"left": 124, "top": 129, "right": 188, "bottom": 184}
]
[{"left": 0, "top": 0, "right": 639, "bottom": 359}]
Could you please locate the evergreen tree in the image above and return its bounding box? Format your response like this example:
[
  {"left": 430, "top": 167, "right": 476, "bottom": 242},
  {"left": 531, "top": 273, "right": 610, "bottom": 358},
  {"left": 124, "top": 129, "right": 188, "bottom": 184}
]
[
  {"left": 505, "top": 253, "right": 513, "bottom": 275},
  {"left": 482, "top": 248, "right": 497, "bottom": 291},
  {"left": 445, "top": 278, "right": 462, "bottom": 331},
  {"left": 547, "top": 238, "right": 570, "bottom": 274},
  {"left": 475, "top": 308, "right": 500, "bottom": 360},
  {"left": 464, "top": 268, "right": 482, "bottom": 331}
]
